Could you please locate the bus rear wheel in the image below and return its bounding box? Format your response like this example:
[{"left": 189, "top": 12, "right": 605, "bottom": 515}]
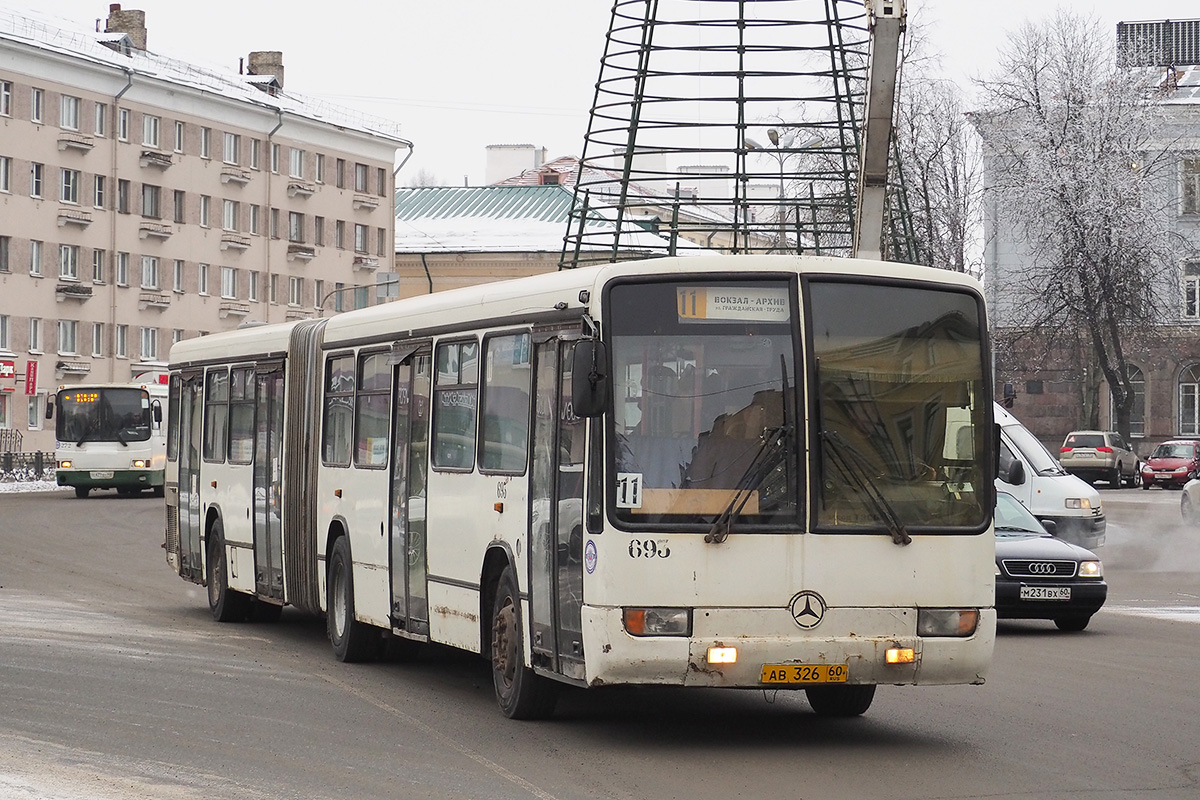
[
  {"left": 207, "top": 520, "right": 251, "bottom": 622},
  {"left": 805, "top": 684, "right": 876, "bottom": 717},
  {"left": 74, "top": 487, "right": 89, "bottom": 498},
  {"left": 327, "top": 536, "right": 376, "bottom": 663},
  {"left": 490, "top": 565, "right": 557, "bottom": 719}
]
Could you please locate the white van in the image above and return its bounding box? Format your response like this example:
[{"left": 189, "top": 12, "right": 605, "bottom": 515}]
[{"left": 994, "top": 402, "right": 1105, "bottom": 549}]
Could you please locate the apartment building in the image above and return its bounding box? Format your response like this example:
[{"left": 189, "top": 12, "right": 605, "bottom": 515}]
[{"left": 0, "top": 6, "right": 410, "bottom": 452}]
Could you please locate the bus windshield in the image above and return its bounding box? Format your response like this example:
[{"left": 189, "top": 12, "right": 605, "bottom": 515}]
[
  {"left": 609, "top": 279, "right": 799, "bottom": 528},
  {"left": 810, "top": 280, "right": 989, "bottom": 531},
  {"left": 57, "top": 388, "right": 152, "bottom": 445}
]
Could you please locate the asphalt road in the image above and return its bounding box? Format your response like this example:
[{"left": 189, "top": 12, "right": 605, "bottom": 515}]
[{"left": 1, "top": 486, "right": 1198, "bottom": 800}]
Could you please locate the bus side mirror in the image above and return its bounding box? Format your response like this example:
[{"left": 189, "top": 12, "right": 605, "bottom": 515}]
[
  {"left": 45, "top": 401, "right": 54, "bottom": 420},
  {"left": 152, "top": 401, "right": 163, "bottom": 425},
  {"left": 572, "top": 340, "right": 608, "bottom": 418}
]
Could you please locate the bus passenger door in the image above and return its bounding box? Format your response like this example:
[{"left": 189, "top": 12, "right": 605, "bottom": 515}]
[
  {"left": 178, "top": 372, "right": 204, "bottom": 582},
  {"left": 253, "top": 364, "right": 285, "bottom": 600},
  {"left": 389, "top": 346, "right": 431, "bottom": 636},
  {"left": 529, "top": 338, "right": 586, "bottom": 680}
]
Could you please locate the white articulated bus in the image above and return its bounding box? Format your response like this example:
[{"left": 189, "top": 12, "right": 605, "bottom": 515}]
[
  {"left": 163, "top": 255, "right": 996, "bottom": 718},
  {"left": 51, "top": 370, "right": 169, "bottom": 498}
]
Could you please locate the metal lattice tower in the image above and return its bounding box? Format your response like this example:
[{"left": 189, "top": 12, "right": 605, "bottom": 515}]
[{"left": 561, "top": 0, "right": 873, "bottom": 267}]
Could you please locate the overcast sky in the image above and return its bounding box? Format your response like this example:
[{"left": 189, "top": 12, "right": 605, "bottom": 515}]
[{"left": 16, "top": 1, "right": 1200, "bottom": 184}]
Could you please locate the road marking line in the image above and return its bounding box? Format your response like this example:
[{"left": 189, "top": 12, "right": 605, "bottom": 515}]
[{"left": 1104, "top": 605, "right": 1200, "bottom": 624}]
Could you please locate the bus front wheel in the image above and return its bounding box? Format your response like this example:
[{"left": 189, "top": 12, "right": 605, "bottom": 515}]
[
  {"left": 805, "top": 684, "right": 876, "bottom": 717},
  {"left": 327, "top": 536, "right": 376, "bottom": 663},
  {"left": 490, "top": 565, "right": 557, "bottom": 719},
  {"left": 74, "top": 487, "right": 89, "bottom": 499},
  {"left": 207, "top": 520, "right": 251, "bottom": 622}
]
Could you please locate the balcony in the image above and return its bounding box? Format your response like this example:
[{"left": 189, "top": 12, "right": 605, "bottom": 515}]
[
  {"left": 220, "top": 232, "right": 251, "bottom": 251},
  {"left": 284, "top": 308, "right": 311, "bottom": 321},
  {"left": 287, "top": 181, "right": 316, "bottom": 198},
  {"left": 55, "top": 283, "right": 93, "bottom": 302},
  {"left": 287, "top": 244, "right": 316, "bottom": 262},
  {"left": 352, "top": 255, "right": 379, "bottom": 271},
  {"left": 352, "top": 194, "right": 380, "bottom": 211},
  {"left": 57, "top": 208, "right": 93, "bottom": 228},
  {"left": 220, "top": 166, "right": 251, "bottom": 185},
  {"left": 219, "top": 300, "right": 251, "bottom": 319},
  {"left": 55, "top": 360, "right": 92, "bottom": 379},
  {"left": 138, "top": 291, "right": 171, "bottom": 310},
  {"left": 139, "top": 221, "right": 173, "bottom": 240},
  {"left": 139, "top": 150, "right": 173, "bottom": 169},
  {"left": 57, "top": 132, "right": 95, "bottom": 152}
]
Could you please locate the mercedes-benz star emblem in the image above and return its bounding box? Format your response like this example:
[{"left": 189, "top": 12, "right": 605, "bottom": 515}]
[{"left": 789, "top": 590, "right": 827, "bottom": 629}]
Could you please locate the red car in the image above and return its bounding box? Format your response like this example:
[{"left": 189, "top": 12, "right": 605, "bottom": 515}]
[{"left": 1140, "top": 440, "right": 1200, "bottom": 489}]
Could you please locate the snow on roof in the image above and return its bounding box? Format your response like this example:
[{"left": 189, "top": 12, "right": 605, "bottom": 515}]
[
  {"left": 1155, "top": 64, "right": 1200, "bottom": 104},
  {"left": 0, "top": 7, "right": 408, "bottom": 143}
]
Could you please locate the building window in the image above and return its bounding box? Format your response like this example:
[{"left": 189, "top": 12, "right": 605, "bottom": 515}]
[
  {"left": 0, "top": 236, "right": 8, "bottom": 273},
  {"left": 60, "top": 169, "right": 80, "bottom": 204},
  {"left": 377, "top": 227, "right": 387, "bottom": 257},
  {"left": 91, "top": 322, "right": 104, "bottom": 357},
  {"left": 354, "top": 163, "right": 368, "bottom": 192},
  {"left": 57, "top": 319, "right": 77, "bottom": 355},
  {"left": 94, "top": 175, "right": 106, "bottom": 208},
  {"left": 0, "top": 314, "right": 8, "bottom": 350},
  {"left": 174, "top": 120, "right": 184, "bottom": 152},
  {"left": 173, "top": 259, "right": 184, "bottom": 292},
  {"left": 333, "top": 282, "right": 344, "bottom": 312},
  {"left": 142, "top": 184, "right": 161, "bottom": 218},
  {"left": 116, "top": 252, "right": 129, "bottom": 286},
  {"left": 223, "top": 199, "right": 239, "bottom": 231},
  {"left": 118, "top": 108, "right": 130, "bottom": 141},
  {"left": 1181, "top": 365, "right": 1200, "bottom": 435},
  {"left": 140, "top": 326, "right": 158, "bottom": 360},
  {"left": 270, "top": 208, "right": 280, "bottom": 239},
  {"left": 1184, "top": 158, "right": 1200, "bottom": 215},
  {"left": 200, "top": 127, "right": 211, "bottom": 158},
  {"left": 335, "top": 220, "right": 345, "bottom": 249},
  {"left": 0, "top": 81, "right": 11, "bottom": 116},
  {"left": 223, "top": 132, "right": 239, "bottom": 165},
  {"left": 198, "top": 263, "right": 209, "bottom": 295},
  {"left": 335, "top": 158, "right": 346, "bottom": 188},
  {"left": 0, "top": 156, "right": 11, "bottom": 193},
  {"left": 288, "top": 211, "right": 305, "bottom": 243},
  {"left": 269, "top": 273, "right": 278, "bottom": 304},
  {"left": 115, "top": 324, "right": 128, "bottom": 358},
  {"left": 173, "top": 190, "right": 185, "bottom": 223},
  {"left": 290, "top": 148, "right": 305, "bottom": 178},
  {"left": 59, "top": 244, "right": 79, "bottom": 280},
  {"left": 94, "top": 102, "right": 107, "bottom": 136},
  {"left": 249, "top": 205, "right": 260, "bottom": 235},
  {"left": 314, "top": 279, "right": 324, "bottom": 309},
  {"left": 28, "top": 318, "right": 41, "bottom": 352},
  {"left": 142, "top": 114, "right": 160, "bottom": 148},
  {"left": 117, "top": 179, "right": 130, "bottom": 213},
  {"left": 270, "top": 144, "right": 280, "bottom": 173},
  {"left": 92, "top": 249, "right": 105, "bottom": 283},
  {"left": 30, "top": 163, "right": 44, "bottom": 198},
  {"left": 314, "top": 216, "right": 324, "bottom": 247},
  {"left": 354, "top": 224, "right": 368, "bottom": 253},
  {"left": 29, "top": 240, "right": 42, "bottom": 276},
  {"left": 377, "top": 167, "right": 387, "bottom": 197},
  {"left": 30, "top": 88, "right": 43, "bottom": 123},
  {"left": 60, "top": 95, "right": 80, "bottom": 130},
  {"left": 248, "top": 270, "right": 259, "bottom": 302},
  {"left": 288, "top": 276, "right": 303, "bottom": 306},
  {"left": 1109, "top": 365, "right": 1145, "bottom": 437},
  {"left": 200, "top": 195, "right": 211, "bottom": 227},
  {"left": 315, "top": 154, "right": 325, "bottom": 184},
  {"left": 250, "top": 139, "right": 261, "bottom": 170},
  {"left": 141, "top": 256, "right": 159, "bottom": 289},
  {"left": 221, "top": 266, "right": 237, "bottom": 299},
  {"left": 172, "top": 329, "right": 183, "bottom": 345}
]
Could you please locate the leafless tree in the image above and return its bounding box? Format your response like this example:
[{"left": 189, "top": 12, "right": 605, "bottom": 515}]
[{"left": 971, "top": 10, "right": 1186, "bottom": 438}]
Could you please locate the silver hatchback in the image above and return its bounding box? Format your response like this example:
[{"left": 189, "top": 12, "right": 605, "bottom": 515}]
[{"left": 1059, "top": 430, "right": 1140, "bottom": 488}]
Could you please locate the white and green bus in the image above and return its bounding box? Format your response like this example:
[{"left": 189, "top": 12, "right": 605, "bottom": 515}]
[
  {"left": 51, "top": 370, "right": 168, "bottom": 498},
  {"left": 163, "top": 255, "right": 996, "bottom": 718}
]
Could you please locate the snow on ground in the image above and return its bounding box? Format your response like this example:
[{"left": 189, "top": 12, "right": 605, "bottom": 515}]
[{"left": 0, "top": 480, "right": 68, "bottom": 493}]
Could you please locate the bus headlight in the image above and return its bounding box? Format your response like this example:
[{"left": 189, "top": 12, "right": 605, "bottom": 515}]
[
  {"left": 59, "top": 460, "right": 73, "bottom": 469},
  {"left": 917, "top": 608, "right": 979, "bottom": 637},
  {"left": 623, "top": 607, "right": 691, "bottom": 636},
  {"left": 131, "top": 459, "right": 149, "bottom": 469}
]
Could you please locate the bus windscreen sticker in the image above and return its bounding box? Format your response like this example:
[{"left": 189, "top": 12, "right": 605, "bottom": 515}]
[
  {"left": 616, "top": 473, "right": 643, "bottom": 508},
  {"left": 677, "top": 287, "right": 790, "bottom": 323}
]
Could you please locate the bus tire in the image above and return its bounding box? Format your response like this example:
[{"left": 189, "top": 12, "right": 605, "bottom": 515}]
[
  {"left": 74, "top": 487, "right": 89, "bottom": 499},
  {"left": 207, "top": 520, "right": 251, "bottom": 623},
  {"left": 805, "top": 684, "right": 876, "bottom": 717},
  {"left": 490, "top": 565, "right": 558, "bottom": 720},
  {"left": 327, "top": 536, "right": 375, "bottom": 663}
]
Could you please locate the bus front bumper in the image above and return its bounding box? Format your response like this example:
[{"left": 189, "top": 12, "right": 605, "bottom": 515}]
[
  {"left": 56, "top": 469, "right": 163, "bottom": 489},
  {"left": 579, "top": 605, "right": 996, "bottom": 689}
]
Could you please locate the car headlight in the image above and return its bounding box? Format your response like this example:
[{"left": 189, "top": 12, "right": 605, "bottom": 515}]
[
  {"left": 623, "top": 607, "right": 691, "bottom": 636},
  {"left": 918, "top": 608, "right": 979, "bottom": 637},
  {"left": 1078, "top": 560, "right": 1103, "bottom": 578},
  {"left": 1177, "top": 467, "right": 1190, "bottom": 474},
  {"left": 1065, "top": 498, "right": 1092, "bottom": 510}
]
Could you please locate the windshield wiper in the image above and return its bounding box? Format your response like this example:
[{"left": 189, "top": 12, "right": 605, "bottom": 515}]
[
  {"left": 114, "top": 428, "right": 129, "bottom": 447},
  {"left": 820, "top": 429, "right": 911, "bottom": 546},
  {"left": 704, "top": 424, "right": 791, "bottom": 545}
]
